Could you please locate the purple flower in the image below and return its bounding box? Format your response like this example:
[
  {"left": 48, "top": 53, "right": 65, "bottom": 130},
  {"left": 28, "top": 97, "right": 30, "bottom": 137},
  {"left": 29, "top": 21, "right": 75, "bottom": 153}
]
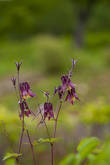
[
  {"left": 61, "top": 75, "right": 75, "bottom": 91},
  {"left": 54, "top": 86, "right": 65, "bottom": 99},
  {"left": 61, "top": 75, "right": 69, "bottom": 91},
  {"left": 19, "top": 100, "right": 32, "bottom": 118},
  {"left": 55, "top": 59, "right": 79, "bottom": 104},
  {"left": 65, "top": 87, "right": 79, "bottom": 105},
  {"left": 44, "top": 102, "right": 54, "bottom": 120},
  {"left": 55, "top": 75, "right": 79, "bottom": 104},
  {"left": 20, "top": 82, "right": 36, "bottom": 99}
]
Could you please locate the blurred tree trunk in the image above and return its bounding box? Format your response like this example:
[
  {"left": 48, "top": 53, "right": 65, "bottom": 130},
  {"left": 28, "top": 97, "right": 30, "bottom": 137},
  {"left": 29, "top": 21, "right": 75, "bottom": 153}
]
[{"left": 74, "top": 0, "right": 96, "bottom": 48}]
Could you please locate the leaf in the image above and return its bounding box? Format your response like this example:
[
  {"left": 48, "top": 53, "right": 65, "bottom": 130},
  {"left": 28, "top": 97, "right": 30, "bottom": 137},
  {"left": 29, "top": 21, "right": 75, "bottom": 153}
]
[
  {"left": 33, "top": 138, "right": 59, "bottom": 145},
  {"left": 59, "top": 153, "right": 80, "bottom": 165},
  {"left": 3, "top": 153, "right": 22, "bottom": 161},
  {"left": 6, "top": 159, "right": 16, "bottom": 165},
  {"left": 77, "top": 137, "right": 100, "bottom": 160}
]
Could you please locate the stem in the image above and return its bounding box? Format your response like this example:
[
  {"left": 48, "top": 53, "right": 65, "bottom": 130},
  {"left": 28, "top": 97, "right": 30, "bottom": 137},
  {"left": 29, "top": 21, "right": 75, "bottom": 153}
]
[
  {"left": 13, "top": 86, "right": 21, "bottom": 115},
  {"left": 26, "top": 129, "right": 36, "bottom": 165},
  {"left": 14, "top": 86, "right": 20, "bottom": 103},
  {"left": 18, "top": 116, "right": 24, "bottom": 153},
  {"left": 17, "top": 70, "right": 21, "bottom": 101},
  {"left": 54, "top": 101, "right": 62, "bottom": 138},
  {"left": 38, "top": 104, "right": 53, "bottom": 165},
  {"left": 51, "top": 143, "right": 54, "bottom": 165},
  {"left": 49, "top": 101, "right": 62, "bottom": 165},
  {"left": 38, "top": 104, "right": 51, "bottom": 140}
]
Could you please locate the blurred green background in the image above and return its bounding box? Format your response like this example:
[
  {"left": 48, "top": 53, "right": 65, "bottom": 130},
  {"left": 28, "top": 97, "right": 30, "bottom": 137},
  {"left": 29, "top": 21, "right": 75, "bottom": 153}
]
[{"left": 0, "top": 0, "right": 110, "bottom": 165}]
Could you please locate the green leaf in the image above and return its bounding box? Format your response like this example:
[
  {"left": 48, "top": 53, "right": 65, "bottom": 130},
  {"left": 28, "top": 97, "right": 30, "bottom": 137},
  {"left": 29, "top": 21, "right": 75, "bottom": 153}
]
[
  {"left": 59, "top": 153, "right": 80, "bottom": 165},
  {"left": 3, "top": 153, "right": 22, "bottom": 161},
  {"left": 77, "top": 137, "right": 100, "bottom": 160},
  {"left": 33, "top": 138, "right": 59, "bottom": 145},
  {"left": 6, "top": 159, "right": 16, "bottom": 165}
]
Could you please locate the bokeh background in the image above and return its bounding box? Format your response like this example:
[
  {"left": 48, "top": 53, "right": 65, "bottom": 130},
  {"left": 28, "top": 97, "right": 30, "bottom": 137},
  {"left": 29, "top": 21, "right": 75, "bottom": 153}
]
[{"left": 0, "top": 0, "right": 110, "bottom": 165}]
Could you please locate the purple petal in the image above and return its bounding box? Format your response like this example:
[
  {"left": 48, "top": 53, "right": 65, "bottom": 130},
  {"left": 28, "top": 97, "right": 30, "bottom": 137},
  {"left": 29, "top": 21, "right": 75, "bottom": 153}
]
[{"left": 28, "top": 90, "right": 36, "bottom": 97}]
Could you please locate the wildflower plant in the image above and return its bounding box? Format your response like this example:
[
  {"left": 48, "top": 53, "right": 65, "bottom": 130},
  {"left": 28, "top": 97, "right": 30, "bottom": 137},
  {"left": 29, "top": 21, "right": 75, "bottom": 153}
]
[
  {"left": 11, "top": 62, "right": 36, "bottom": 165},
  {"left": 11, "top": 59, "right": 79, "bottom": 165}
]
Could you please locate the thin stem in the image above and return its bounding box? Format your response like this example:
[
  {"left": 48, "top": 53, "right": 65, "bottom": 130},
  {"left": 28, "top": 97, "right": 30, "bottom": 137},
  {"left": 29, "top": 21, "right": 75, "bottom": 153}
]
[
  {"left": 17, "top": 70, "right": 21, "bottom": 102},
  {"left": 13, "top": 86, "right": 21, "bottom": 115},
  {"left": 18, "top": 116, "right": 24, "bottom": 153},
  {"left": 54, "top": 101, "right": 62, "bottom": 138},
  {"left": 51, "top": 143, "right": 54, "bottom": 165},
  {"left": 38, "top": 104, "right": 53, "bottom": 165},
  {"left": 26, "top": 129, "right": 36, "bottom": 165},
  {"left": 38, "top": 104, "right": 51, "bottom": 140},
  {"left": 14, "top": 86, "right": 20, "bottom": 103},
  {"left": 50, "top": 101, "right": 62, "bottom": 165}
]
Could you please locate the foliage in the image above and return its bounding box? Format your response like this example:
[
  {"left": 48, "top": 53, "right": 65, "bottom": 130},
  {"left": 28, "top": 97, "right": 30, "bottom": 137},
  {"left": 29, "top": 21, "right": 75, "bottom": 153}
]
[
  {"left": 5, "top": 159, "right": 16, "bottom": 165},
  {"left": 77, "top": 137, "right": 100, "bottom": 160},
  {"left": 59, "top": 153, "right": 79, "bottom": 165},
  {"left": 80, "top": 100, "right": 110, "bottom": 124},
  {"left": 33, "top": 138, "right": 59, "bottom": 145},
  {"left": 0, "top": 32, "right": 110, "bottom": 165},
  {"left": 0, "top": 0, "right": 110, "bottom": 38},
  {"left": 3, "top": 152, "right": 22, "bottom": 161},
  {"left": 59, "top": 137, "right": 100, "bottom": 165}
]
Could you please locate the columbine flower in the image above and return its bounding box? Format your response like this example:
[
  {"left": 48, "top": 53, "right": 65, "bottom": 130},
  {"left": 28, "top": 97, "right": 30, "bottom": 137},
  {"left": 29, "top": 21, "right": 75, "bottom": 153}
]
[
  {"left": 54, "top": 86, "right": 64, "bottom": 99},
  {"left": 20, "top": 82, "right": 35, "bottom": 99},
  {"left": 54, "top": 59, "right": 79, "bottom": 104},
  {"left": 65, "top": 87, "right": 79, "bottom": 105},
  {"left": 44, "top": 102, "right": 54, "bottom": 120},
  {"left": 19, "top": 100, "right": 32, "bottom": 118},
  {"left": 61, "top": 75, "right": 75, "bottom": 91}
]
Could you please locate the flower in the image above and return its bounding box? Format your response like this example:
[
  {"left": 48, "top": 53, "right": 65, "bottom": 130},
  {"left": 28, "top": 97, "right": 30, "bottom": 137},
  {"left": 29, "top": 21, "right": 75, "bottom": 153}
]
[
  {"left": 54, "top": 86, "right": 64, "bottom": 99},
  {"left": 54, "top": 59, "right": 79, "bottom": 104},
  {"left": 20, "top": 82, "right": 36, "bottom": 99},
  {"left": 44, "top": 102, "right": 54, "bottom": 120},
  {"left": 61, "top": 75, "right": 75, "bottom": 91},
  {"left": 19, "top": 100, "right": 32, "bottom": 118},
  {"left": 65, "top": 87, "right": 79, "bottom": 104}
]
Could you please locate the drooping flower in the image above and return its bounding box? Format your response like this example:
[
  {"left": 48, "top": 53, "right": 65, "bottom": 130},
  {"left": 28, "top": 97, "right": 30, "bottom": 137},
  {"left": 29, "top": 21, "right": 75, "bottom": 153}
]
[
  {"left": 61, "top": 75, "right": 75, "bottom": 91},
  {"left": 44, "top": 102, "right": 54, "bottom": 120},
  {"left": 65, "top": 87, "right": 79, "bottom": 105},
  {"left": 54, "top": 86, "right": 65, "bottom": 99},
  {"left": 54, "top": 59, "right": 79, "bottom": 104},
  {"left": 20, "top": 82, "right": 35, "bottom": 99},
  {"left": 19, "top": 100, "right": 32, "bottom": 118}
]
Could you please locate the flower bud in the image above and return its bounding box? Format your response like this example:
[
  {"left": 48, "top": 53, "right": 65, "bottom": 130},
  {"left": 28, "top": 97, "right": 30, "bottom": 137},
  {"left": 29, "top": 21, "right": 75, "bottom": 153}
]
[
  {"left": 15, "top": 62, "right": 22, "bottom": 71},
  {"left": 11, "top": 77, "right": 16, "bottom": 87}
]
